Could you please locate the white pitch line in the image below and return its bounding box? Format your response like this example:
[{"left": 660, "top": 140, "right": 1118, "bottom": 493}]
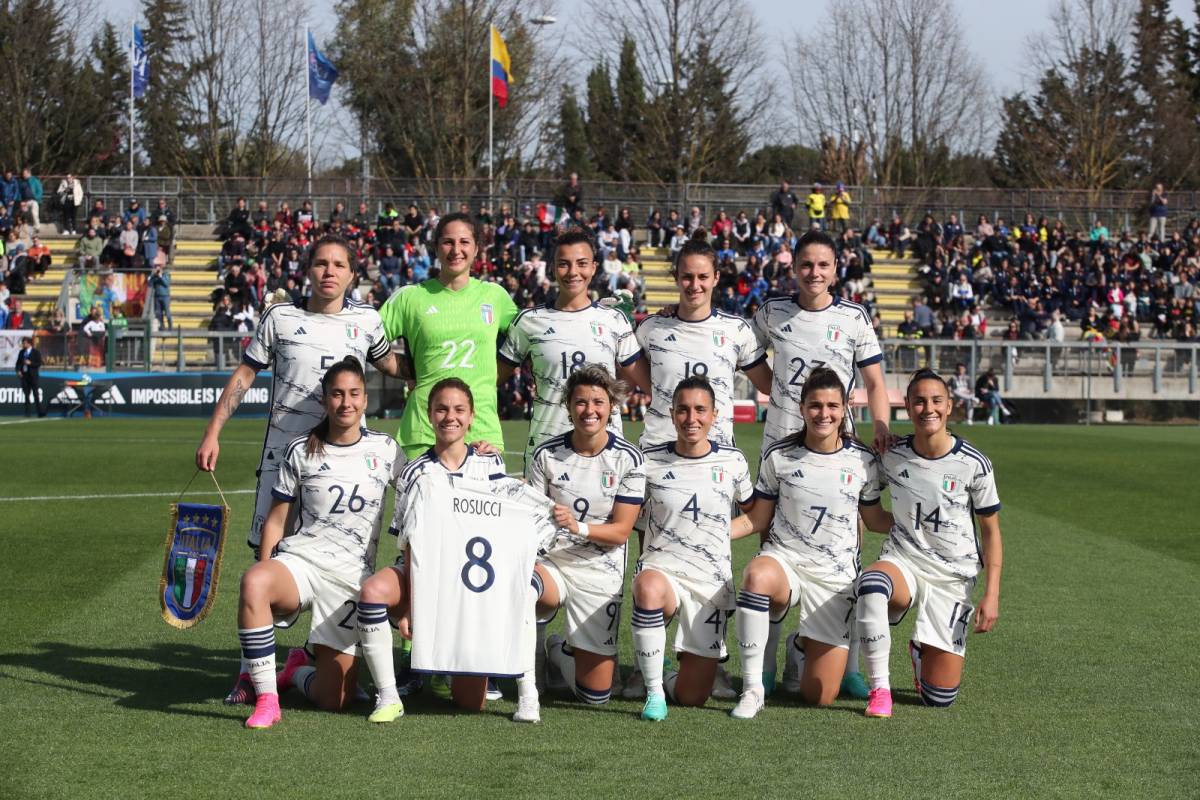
[
  {"left": 0, "top": 417, "right": 61, "bottom": 426},
  {"left": 0, "top": 489, "right": 256, "bottom": 503}
]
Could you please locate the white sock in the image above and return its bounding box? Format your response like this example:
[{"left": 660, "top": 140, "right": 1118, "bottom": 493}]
[
  {"left": 238, "top": 625, "right": 276, "bottom": 697},
  {"left": 548, "top": 638, "right": 577, "bottom": 689},
  {"left": 356, "top": 602, "right": 397, "bottom": 704},
  {"left": 516, "top": 583, "right": 540, "bottom": 701},
  {"left": 632, "top": 606, "right": 666, "bottom": 697},
  {"left": 735, "top": 590, "right": 771, "bottom": 691},
  {"left": 856, "top": 571, "right": 894, "bottom": 691},
  {"left": 239, "top": 656, "right": 249, "bottom": 676},
  {"left": 764, "top": 619, "right": 783, "bottom": 677},
  {"left": 845, "top": 615, "right": 862, "bottom": 676},
  {"left": 293, "top": 665, "right": 318, "bottom": 704}
]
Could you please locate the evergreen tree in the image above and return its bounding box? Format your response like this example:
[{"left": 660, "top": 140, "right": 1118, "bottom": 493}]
[
  {"left": 139, "top": 0, "right": 193, "bottom": 174},
  {"left": 80, "top": 22, "right": 133, "bottom": 174},
  {"left": 558, "top": 87, "right": 592, "bottom": 178},
  {"left": 585, "top": 62, "right": 620, "bottom": 180},
  {"left": 615, "top": 36, "right": 644, "bottom": 181}
]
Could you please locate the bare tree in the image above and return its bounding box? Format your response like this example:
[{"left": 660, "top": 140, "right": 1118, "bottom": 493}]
[{"left": 791, "top": 0, "right": 990, "bottom": 187}]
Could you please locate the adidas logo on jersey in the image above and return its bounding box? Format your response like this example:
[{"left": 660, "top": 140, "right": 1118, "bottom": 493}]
[
  {"left": 603, "top": 637, "right": 614, "bottom": 646},
  {"left": 899, "top": 469, "right": 910, "bottom": 478},
  {"left": 781, "top": 324, "right": 792, "bottom": 332},
  {"left": 791, "top": 468, "right": 805, "bottom": 478},
  {"left": 665, "top": 333, "right": 677, "bottom": 342},
  {"left": 545, "top": 327, "right": 555, "bottom": 334},
  {"left": 557, "top": 472, "right": 571, "bottom": 481},
  {"left": 295, "top": 326, "right": 308, "bottom": 335},
  {"left": 662, "top": 471, "right": 677, "bottom": 480},
  {"left": 425, "top": 305, "right": 439, "bottom": 315},
  {"left": 709, "top": 641, "right": 722, "bottom": 650},
  {"left": 319, "top": 463, "right": 331, "bottom": 472}
]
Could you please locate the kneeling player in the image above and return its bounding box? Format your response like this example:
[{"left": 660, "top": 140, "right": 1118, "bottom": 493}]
[
  {"left": 631, "top": 376, "right": 754, "bottom": 721},
  {"left": 728, "top": 368, "right": 892, "bottom": 719},
  {"left": 857, "top": 369, "right": 1003, "bottom": 718},
  {"left": 237, "top": 358, "right": 404, "bottom": 729},
  {"left": 515, "top": 366, "right": 645, "bottom": 723}
]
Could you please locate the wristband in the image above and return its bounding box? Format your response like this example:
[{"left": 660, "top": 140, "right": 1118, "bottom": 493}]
[{"left": 577, "top": 522, "right": 590, "bottom": 538}]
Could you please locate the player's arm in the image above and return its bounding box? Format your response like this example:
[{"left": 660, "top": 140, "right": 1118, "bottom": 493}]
[
  {"left": 371, "top": 349, "right": 411, "bottom": 379},
  {"left": 974, "top": 512, "right": 1002, "bottom": 633},
  {"left": 196, "top": 362, "right": 259, "bottom": 471},
  {"left": 858, "top": 501, "right": 893, "bottom": 533},
  {"left": 397, "top": 544, "right": 413, "bottom": 639},
  {"left": 743, "top": 360, "right": 773, "bottom": 396},
  {"left": 497, "top": 359, "right": 517, "bottom": 385},
  {"left": 860, "top": 361, "right": 895, "bottom": 453},
  {"left": 553, "top": 501, "right": 642, "bottom": 546},
  {"left": 258, "top": 498, "right": 291, "bottom": 562},
  {"left": 731, "top": 495, "right": 775, "bottom": 540},
  {"left": 623, "top": 356, "right": 652, "bottom": 395}
]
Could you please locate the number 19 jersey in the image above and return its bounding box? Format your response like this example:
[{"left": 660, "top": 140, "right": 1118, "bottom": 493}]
[
  {"left": 400, "top": 471, "right": 559, "bottom": 677},
  {"left": 379, "top": 278, "right": 519, "bottom": 451}
]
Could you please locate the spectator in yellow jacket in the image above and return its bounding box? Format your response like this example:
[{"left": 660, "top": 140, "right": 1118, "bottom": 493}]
[
  {"left": 829, "top": 182, "right": 852, "bottom": 233},
  {"left": 805, "top": 183, "right": 827, "bottom": 231}
]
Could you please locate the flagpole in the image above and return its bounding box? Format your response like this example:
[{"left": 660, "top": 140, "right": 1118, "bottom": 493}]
[
  {"left": 129, "top": 20, "right": 136, "bottom": 193},
  {"left": 488, "top": 26, "right": 494, "bottom": 207},
  {"left": 305, "top": 26, "right": 313, "bottom": 198}
]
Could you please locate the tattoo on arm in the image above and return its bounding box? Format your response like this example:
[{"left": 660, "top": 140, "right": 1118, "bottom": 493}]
[{"left": 220, "top": 378, "right": 247, "bottom": 424}]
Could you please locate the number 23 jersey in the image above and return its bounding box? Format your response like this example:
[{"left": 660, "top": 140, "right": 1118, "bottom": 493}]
[
  {"left": 640, "top": 442, "right": 754, "bottom": 608},
  {"left": 880, "top": 435, "right": 1001, "bottom": 582},
  {"left": 272, "top": 428, "right": 405, "bottom": 585}
]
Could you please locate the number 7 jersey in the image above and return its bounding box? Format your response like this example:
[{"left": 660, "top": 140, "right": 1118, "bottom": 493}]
[{"left": 398, "top": 471, "right": 561, "bottom": 677}]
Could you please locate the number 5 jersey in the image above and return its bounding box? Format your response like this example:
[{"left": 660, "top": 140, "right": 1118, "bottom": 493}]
[{"left": 396, "top": 471, "right": 562, "bottom": 676}]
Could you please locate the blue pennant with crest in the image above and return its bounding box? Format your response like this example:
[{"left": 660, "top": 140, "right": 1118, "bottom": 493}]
[{"left": 160, "top": 500, "right": 228, "bottom": 628}]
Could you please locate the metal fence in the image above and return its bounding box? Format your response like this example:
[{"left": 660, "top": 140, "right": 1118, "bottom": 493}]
[{"left": 56, "top": 174, "right": 1200, "bottom": 235}]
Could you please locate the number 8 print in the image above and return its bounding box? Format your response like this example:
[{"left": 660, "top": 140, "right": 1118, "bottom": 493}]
[{"left": 460, "top": 536, "right": 496, "bottom": 593}]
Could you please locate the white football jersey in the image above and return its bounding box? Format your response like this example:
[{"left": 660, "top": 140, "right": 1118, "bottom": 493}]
[
  {"left": 528, "top": 431, "right": 646, "bottom": 594},
  {"left": 401, "top": 472, "right": 561, "bottom": 677},
  {"left": 635, "top": 310, "right": 765, "bottom": 448},
  {"left": 272, "top": 428, "right": 405, "bottom": 584},
  {"left": 880, "top": 435, "right": 1001, "bottom": 581},
  {"left": 243, "top": 299, "right": 391, "bottom": 471},
  {"left": 755, "top": 436, "right": 882, "bottom": 581},
  {"left": 499, "top": 303, "right": 642, "bottom": 460},
  {"left": 751, "top": 296, "right": 882, "bottom": 449},
  {"left": 388, "top": 446, "right": 508, "bottom": 539},
  {"left": 640, "top": 442, "right": 754, "bottom": 607}
]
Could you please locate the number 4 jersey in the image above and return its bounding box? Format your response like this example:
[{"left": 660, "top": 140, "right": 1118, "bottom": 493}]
[{"left": 398, "top": 471, "right": 561, "bottom": 677}]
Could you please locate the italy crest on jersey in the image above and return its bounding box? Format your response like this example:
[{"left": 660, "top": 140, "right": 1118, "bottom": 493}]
[
  {"left": 346, "top": 323, "right": 361, "bottom": 340},
  {"left": 713, "top": 332, "right": 727, "bottom": 347},
  {"left": 365, "top": 455, "right": 380, "bottom": 471},
  {"left": 590, "top": 321, "right": 605, "bottom": 337},
  {"left": 160, "top": 501, "right": 228, "bottom": 629},
  {"left": 601, "top": 469, "right": 616, "bottom": 489},
  {"left": 942, "top": 475, "right": 958, "bottom": 492},
  {"left": 711, "top": 466, "right": 726, "bottom": 483},
  {"left": 826, "top": 325, "right": 842, "bottom": 342},
  {"left": 481, "top": 303, "right": 494, "bottom": 325},
  {"left": 840, "top": 468, "right": 855, "bottom": 486}
]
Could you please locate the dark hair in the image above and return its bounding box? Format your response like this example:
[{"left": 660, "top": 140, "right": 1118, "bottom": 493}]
[
  {"left": 800, "top": 366, "right": 847, "bottom": 404},
  {"left": 427, "top": 376, "right": 474, "bottom": 413},
  {"left": 306, "top": 233, "right": 353, "bottom": 272},
  {"left": 672, "top": 374, "right": 716, "bottom": 407},
  {"left": 674, "top": 239, "right": 718, "bottom": 276},
  {"left": 433, "top": 212, "right": 480, "bottom": 248},
  {"left": 550, "top": 228, "right": 597, "bottom": 265},
  {"left": 306, "top": 356, "right": 366, "bottom": 456},
  {"left": 794, "top": 229, "right": 837, "bottom": 258},
  {"left": 906, "top": 368, "right": 950, "bottom": 399},
  {"left": 565, "top": 363, "right": 627, "bottom": 409}
]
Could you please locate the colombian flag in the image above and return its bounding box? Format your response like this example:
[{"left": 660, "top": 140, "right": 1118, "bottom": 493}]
[{"left": 491, "top": 25, "right": 514, "bottom": 108}]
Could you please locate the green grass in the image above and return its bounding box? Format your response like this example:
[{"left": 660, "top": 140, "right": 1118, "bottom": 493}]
[{"left": 0, "top": 418, "right": 1197, "bottom": 798}]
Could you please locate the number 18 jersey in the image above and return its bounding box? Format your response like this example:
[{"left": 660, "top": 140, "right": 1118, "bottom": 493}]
[{"left": 400, "top": 471, "right": 559, "bottom": 677}]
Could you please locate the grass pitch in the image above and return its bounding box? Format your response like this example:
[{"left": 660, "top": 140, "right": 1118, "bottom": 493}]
[{"left": 0, "top": 418, "right": 1197, "bottom": 799}]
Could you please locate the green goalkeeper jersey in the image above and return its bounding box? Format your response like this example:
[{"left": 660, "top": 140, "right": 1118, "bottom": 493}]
[{"left": 380, "top": 277, "right": 519, "bottom": 452}]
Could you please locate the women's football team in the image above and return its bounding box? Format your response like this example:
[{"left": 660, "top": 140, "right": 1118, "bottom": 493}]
[{"left": 199, "top": 223, "right": 1004, "bottom": 729}]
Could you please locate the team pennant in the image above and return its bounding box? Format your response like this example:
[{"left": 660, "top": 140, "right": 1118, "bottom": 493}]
[{"left": 160, "top": 473, "right": 230, "bottom": 628}]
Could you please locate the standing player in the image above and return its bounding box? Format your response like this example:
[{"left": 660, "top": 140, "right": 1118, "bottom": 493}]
[
  {"left": 635, "top": 239, "right": 770, "bottom": 449},
  {"left": 750, "top": 229, "right": 893, "bottom": 699},
  {"left": 498, "top": 229, "right": 646, "bottom": 468},
  {"left": 727, "top": 368, "right": 892, "bottom": 719},
  {"left": 237, "top": 358, "right": 404, "bottom": 728},
  {"left": 514, "top": 366, "right": 645, "bottom": 723},
  {"left": 356, "top": 378, "right": 506, "bottom": 723},
  {"left": 856, "top": 369, "right": 1003, "bottom": 718},
  {"left": 195, "top": 235, "right": 401, "bottom": 705},
  {"left": 631, "top": 376, "right": 755, "bottom": 721},
  {"left": 379, "top": 212, "right": 518, "bottom": 459}
]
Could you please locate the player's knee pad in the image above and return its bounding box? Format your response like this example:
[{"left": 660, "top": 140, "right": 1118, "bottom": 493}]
[
  {"left": 918, "top": 679, "right": 959, "bottom": 708},
  {"left": 574, "top": 682, "right": 611, "bottom": 705},
  {"left": 857, "top": 570, "right": 893, "bottom": 600}
]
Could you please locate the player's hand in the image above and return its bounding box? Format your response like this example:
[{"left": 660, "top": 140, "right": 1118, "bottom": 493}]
[
  {"left": 974, "top": 595, "right": 999, "bottom": 633},
  {"left": 398, "top": 614, "right": 412, "bottom": 640},
  {"left": 196, "top": 431, "right": 220, "bottom": 471},
  {"left": 872, "top": 420, "right": 897, "bottom": 453},
  {"left": 552, "top": 504, "right": 579, "bottom": 534},
  {"left": 658, "top": 303, "right": 677, "bottom": 317},
  {"left": 470, "top": 440, "right": 500, "bottom": 457}
]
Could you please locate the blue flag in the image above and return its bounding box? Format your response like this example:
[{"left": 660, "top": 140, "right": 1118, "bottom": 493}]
[
  {"left": 307, "top": 30, "right": 338, "bottom": 105},
  {"left": 132, "top": 24, "right": 149, "bottom": 99}
]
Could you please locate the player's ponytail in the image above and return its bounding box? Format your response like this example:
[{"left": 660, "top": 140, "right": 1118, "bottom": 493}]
[{"left": 306, "top": 356, "right": 367, "bottom": 457}]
